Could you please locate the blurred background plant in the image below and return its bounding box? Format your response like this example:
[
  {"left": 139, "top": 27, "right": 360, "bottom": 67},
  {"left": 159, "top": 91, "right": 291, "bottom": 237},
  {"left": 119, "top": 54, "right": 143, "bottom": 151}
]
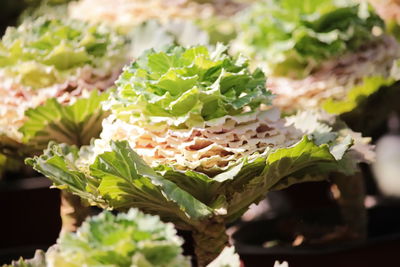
[{"left": 0, "top": 15, "right": 129, "bottom": 233}]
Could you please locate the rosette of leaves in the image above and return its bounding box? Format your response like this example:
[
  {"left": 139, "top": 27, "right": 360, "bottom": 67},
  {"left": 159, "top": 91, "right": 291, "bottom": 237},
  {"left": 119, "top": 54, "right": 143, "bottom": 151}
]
[
  {"left": 232, "top": 0, "right": 385, "bottom": 78},
  {"left": 1, "top": 90, "right": 111, "bottom": 233},
  {"left": 0, "top": 16, "right": 127, "bottom": 157},
  {"left": 0, "top": 17, "right": 127, "bottom": 233},
  {"left": 232, "top": 0, "right": 400, "bottom": 138},
  {"left": 3, "top": 209, "right": 192, "bottom": 267},
  {"left": 0, "top": 17, "right": 126, "bottom": 90},
  {"left": 27, "top": 45, "right": 359, "bottom": 266}
]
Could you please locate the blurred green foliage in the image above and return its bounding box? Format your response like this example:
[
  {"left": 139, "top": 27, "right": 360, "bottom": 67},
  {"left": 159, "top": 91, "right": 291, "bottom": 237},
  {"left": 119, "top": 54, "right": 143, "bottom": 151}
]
[{"left": 0, "top": 0, "right": 75, "bottom": 34}]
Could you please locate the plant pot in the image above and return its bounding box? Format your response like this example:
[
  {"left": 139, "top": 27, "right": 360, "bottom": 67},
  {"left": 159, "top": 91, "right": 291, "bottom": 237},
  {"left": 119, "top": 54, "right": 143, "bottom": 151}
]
[
  {"left": 0, "top": 176, "right": 61, "bottom": 265},
  {"left": 232, "top": 202, "right": 400, "bottom": 267}
]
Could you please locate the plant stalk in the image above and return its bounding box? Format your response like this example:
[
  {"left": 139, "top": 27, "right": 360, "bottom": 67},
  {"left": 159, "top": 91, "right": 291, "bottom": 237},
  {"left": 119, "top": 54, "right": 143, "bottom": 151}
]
[
  {"left": 330, "top": 172, "right": 367, "bottom": 240},
  {"left": 192, "top": 221, "right": 229, "bottom": 267},
  {"left": 60, "top": 191, "right": 92, "bottom": 233}
]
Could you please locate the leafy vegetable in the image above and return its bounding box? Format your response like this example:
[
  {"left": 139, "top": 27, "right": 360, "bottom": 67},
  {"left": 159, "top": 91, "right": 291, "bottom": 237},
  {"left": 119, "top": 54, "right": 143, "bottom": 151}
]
[
  {"left": 28, "top": 45, "right": 357, "bottom": 266},
  {"left": 2, "top": 210, "right": 243, "bottom": 267},
  {"left": 3, "top": 209, "right": 191, "bottom": 267},
  {"left": 28, "top": 136, "right": 338, "bottom": 264},
  {"left": 233, "top": 0, "right": 384, "bottom": 78},
  {"left": 47, "top": 209, "right": 190, "bottom": 267},
  {"left": 0, "top": 16, "right": 127, "bottom": 158},
  {"left": 0, "top": 17, "right": 126, "bottom": 89},
  {"left": 111, "top": 44, "right": 271, "bottom": 128},
  {"left": 18, "top": 0, "right": 76, "bottom": 23}
]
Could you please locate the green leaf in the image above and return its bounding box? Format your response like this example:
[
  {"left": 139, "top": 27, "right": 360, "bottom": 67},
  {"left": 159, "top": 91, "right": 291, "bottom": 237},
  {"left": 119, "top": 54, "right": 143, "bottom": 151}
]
[
  {"left": 226, "top": 136, "right": 336, "bottom": 221},
  {"left": 285, "top": 110, "right": 364, "bottom": 174},
  {"left": 25, "top": 142, "right": 99, "bottom": 202},
  {"left": 323, "top": 75, "right": 395, "bottom": 114},
  {"left": 92, "top": 141, "right": 213, "bottom": 221},
  {"left": 20, "top": 90, "right": 110, "bottom": 149},
  {"left": 27, "top": 135, "right": 342, "bottom": 227},
  {"left": 27, "top": 140, "right": 214, "bottom": 228}
]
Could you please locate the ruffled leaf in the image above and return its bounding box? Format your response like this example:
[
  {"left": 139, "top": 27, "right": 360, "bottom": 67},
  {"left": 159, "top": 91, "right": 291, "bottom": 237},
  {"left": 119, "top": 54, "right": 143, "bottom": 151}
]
[
  {"left": 226, "top": 136, "right": 336, "bottom": 221},
  {"left": 110, "top": 44, "right": 271, "bottom": 128},
  {"left": 27, "top": 136, "right": 339, "bottom": 228},
  {"left": 19, "top": 90, "right": 110, "bottom": 149},
  {"left": 27, "top": 140, "right": 214, "bottom": 228}
]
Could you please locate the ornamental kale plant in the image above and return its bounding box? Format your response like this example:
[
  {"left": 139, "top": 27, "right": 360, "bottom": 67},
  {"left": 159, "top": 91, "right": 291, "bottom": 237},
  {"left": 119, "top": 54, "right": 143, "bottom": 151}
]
[
  {"left": 232, "top": 0, "right": 400, "bottom": 138},
  {"left": 0, "top": 17, "right": 127, "bottom": 157},
  {"left": 233, "top": 0, "right": 385, "bottom": 78},
  {"left": 3, "top": 209, "right": 192, "bottom": 267},
  {"left": 28, "top": 45, "right": 362, "bottom": 266},
  {"left": 0, "top": 17, "right": 126, "bottom": 90},
  {"left": 0, "top": 16, "right": 128, "bottom": 232}
]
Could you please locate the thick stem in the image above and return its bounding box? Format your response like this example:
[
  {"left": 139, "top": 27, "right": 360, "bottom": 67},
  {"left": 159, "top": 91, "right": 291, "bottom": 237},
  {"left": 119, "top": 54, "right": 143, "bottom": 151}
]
[
  {"left": 60, "top": 191, "right": 92, "bottom": 233},
  {"left": 330, "top": 172, "right": 367, "bottom": 240},
  {"left": 192, "top": 221, "right": 229, "bottom": 267}
]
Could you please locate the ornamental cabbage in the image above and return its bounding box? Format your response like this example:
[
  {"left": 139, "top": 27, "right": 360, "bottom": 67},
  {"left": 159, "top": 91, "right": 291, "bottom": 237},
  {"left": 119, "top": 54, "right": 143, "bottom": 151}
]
[
  {"left": 0, "top": 17, "right": 127, "bottom": 157},
  {"left": 3, "top": 209, "right": 191, "bottom": 267},
  {"left": 28, "top": 45, "right": 362, "bottom": 266},
  {"left": 233, "top": 0, "right": 384, "bottom": 78},
  {"left": 0, "top": 18, "right": 126, "bottom": 89},
  {"left": 232, "top": 0, "right": 400, "bottom": 118},
  {"left": 0, "top": 17, "right": 128, "bottom": 234},
  {"left": 111, "top": 44, "right": 271, "bottom": 128}
]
